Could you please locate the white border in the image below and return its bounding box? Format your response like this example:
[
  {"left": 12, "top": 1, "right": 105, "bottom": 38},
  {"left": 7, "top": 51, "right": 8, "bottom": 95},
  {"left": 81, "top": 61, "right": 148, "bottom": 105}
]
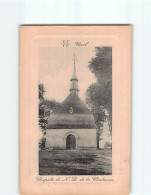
[{"left": 0, "top": 1, "right": 150, "bottom": 195}]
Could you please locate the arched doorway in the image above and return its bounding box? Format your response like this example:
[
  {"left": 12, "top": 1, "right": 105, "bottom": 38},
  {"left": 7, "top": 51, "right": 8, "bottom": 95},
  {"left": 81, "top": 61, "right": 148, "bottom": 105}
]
[{"left": 66, "top": 134, "right": 76, "bottom": 149}]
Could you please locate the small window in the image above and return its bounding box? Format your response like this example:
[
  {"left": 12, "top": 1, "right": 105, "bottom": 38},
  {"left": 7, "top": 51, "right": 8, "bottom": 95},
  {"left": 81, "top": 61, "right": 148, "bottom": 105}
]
[{"left": 69, "top": 107, "right": 73, "bottom": 114}]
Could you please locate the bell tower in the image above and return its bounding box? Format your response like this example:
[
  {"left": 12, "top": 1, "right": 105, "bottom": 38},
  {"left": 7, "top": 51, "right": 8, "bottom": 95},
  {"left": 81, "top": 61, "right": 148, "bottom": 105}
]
[{"left": 69, "top": 54, "right": 79, "bottom": 96}]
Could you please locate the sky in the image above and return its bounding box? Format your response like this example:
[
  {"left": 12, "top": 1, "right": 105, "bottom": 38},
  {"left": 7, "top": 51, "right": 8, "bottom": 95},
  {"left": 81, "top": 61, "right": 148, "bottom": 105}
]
[{"left": 39, "top": 46, "right": 97, "bottom": 102}]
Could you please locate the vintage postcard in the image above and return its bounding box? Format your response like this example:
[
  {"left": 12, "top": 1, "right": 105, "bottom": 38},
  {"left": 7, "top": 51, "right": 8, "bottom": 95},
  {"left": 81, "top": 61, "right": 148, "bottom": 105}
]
[{"left": 20, "top": 25, "right": 131, "bottom": 195}]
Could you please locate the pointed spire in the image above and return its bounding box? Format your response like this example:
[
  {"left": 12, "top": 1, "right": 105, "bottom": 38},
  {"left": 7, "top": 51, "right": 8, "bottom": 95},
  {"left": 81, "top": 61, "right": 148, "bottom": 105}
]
[
  {"left": 71, "top": 53, "right": 78, "bottom": 81},
  {"left": 70, "top": 54, "right": 79, "bottom": 95}
]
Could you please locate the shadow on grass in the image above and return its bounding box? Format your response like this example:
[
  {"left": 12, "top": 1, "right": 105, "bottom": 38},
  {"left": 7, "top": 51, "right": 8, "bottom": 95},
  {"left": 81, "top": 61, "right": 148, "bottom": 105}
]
[{"left": 39, "top": 149, "right": 112, "bottom": 175}]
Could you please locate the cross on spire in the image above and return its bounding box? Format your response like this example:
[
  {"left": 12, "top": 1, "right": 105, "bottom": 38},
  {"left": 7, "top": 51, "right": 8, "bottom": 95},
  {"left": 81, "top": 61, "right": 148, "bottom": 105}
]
[{"left": 73, "top": 53, "right": 77, "bottom": 64}]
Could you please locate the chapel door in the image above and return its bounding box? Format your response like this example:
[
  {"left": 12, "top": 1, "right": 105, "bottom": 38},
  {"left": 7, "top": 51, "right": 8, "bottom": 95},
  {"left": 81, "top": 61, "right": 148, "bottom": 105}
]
[{"left": 66, "top": 135, "right": 76, "bottom": 149}]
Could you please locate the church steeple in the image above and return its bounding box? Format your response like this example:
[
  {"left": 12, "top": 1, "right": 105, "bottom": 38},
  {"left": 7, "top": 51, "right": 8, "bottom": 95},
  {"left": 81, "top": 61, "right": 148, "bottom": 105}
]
[{"left": 70, "top": 54, "right": 79, "bottom": 95}]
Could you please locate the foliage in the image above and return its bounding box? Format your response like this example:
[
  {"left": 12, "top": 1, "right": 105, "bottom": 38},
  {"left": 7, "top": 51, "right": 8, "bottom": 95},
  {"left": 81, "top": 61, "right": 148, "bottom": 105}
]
[
  {"left": 39, "top": 83, "right": 45, "bottom": 101},
  {"left": 38, "top": 83, "right": 48, "bottom": 150},
  {"left": 43, "top": 99, "right": 60, "bottom": 113},
  {"left": 89, "top": 47, "right": 112, "bottom": 81},
  {"left": 39, "top": 137, "right": 46, "bottom": 150},
  {"left": 38, "top": 83, "right": 60, "bottom": 150},
  {"left": 39, "top": 104, "right": 49, "bottom": 130},
  {"left": 39, "top": 83, "right": 48, "bottom": 131},
  {"left": 86, "top": 47, "right": 112, "bottom": 148}
]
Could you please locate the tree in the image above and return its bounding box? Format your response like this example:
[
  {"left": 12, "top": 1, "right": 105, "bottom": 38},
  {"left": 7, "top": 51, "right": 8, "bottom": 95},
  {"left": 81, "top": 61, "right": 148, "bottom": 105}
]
[
  {"left": 43, "top": 99, "right": 60, "bottom": 114},
  {"left": 38, "top": 83, "right": 60, "bottom": 150},
  {"left": 38, "top": 83, "right": 48, "bottom": 150},
  {"left": 39, "top": 83, "right": 48, "bottom": 132},
  {"left": 86, "top": 47, "right": 112, "bottom": 149},
  {"left": 86, "top": 83, "right": 107, "bottom": 149},
  {"left": 39, "top": 83, "right": 45, "bottom": 101}
]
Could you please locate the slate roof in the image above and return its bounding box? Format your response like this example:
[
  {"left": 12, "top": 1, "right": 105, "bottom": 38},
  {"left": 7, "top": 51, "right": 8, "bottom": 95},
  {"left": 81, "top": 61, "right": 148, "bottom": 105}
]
[
  {"left": 46, "top": 93, "right": 96, "bottom": 129},
  {"left": 54, "top": 93, "right": 91, "bottom": 114},
  {"left": 46, "top": 113, "right": 96, "bottom": 129}
]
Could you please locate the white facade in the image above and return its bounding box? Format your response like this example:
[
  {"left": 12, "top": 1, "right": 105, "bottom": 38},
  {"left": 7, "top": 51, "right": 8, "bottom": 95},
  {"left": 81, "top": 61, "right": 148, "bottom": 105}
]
[{"left": 46, "top": 129, "right": 96, "bottom": 149}]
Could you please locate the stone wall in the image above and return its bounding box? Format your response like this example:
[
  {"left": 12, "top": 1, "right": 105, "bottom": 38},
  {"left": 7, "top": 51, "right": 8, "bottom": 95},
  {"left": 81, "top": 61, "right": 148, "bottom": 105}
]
[{"left": 46, "top": 129, "right": 96, "bottom": 149}]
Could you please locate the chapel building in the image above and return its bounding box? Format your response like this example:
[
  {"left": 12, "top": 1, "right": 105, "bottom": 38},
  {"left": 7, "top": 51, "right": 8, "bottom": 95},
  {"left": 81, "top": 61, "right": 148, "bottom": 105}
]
[{"left": 46, "top": 56, "right": 97, "bottom": 150}]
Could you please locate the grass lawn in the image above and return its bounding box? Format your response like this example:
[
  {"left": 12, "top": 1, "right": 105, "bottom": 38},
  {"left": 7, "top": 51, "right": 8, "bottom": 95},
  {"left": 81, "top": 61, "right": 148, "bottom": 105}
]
[{"left": 39, "top": 149, "right": 112, "bottom": 175}]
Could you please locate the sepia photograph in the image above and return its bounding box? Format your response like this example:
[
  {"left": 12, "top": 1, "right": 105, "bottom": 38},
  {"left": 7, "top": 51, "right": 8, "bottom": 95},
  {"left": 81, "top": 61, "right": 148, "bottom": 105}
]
[
  {"left": 20, "top": 25, "right": 131, "bottom": 195},
  {"left": 38, "top": 45, "right": 112, "bottom": 175}
]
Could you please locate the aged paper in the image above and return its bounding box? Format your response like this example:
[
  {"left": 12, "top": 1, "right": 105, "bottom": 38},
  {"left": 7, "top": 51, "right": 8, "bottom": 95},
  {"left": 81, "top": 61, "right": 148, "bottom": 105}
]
[{"left": 20, "top": 25, "right": 131, "bottom": 195}]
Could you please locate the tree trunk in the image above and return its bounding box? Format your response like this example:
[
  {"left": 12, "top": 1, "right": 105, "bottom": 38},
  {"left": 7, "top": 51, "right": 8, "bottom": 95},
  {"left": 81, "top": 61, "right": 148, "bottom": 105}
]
[{"left": 96, "top": 129, "right": 100, "bottom": 149}]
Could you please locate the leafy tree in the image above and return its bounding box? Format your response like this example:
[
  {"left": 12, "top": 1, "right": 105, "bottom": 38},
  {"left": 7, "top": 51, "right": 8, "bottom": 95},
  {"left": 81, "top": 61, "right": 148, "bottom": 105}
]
[
  {"left": 39, "top": 137, "right": 46, "bottom": 150},
  {"left": 86, "top": 47, "right": 112, "bottom": 149},
  {"left": 39, "top": 83, "right": 45, "bottom": 101},
  {"left": 38, "top": 83, "right": 60, "bottom": 150},
  {"left": 38, "top": 83, "right": 48, "bottom": 150},
  {"left": 43, "top": 99, "right": 60, "bottom": 114},
  {"left": 39, "top": 83, "right": 48, "bottom": 131}
]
